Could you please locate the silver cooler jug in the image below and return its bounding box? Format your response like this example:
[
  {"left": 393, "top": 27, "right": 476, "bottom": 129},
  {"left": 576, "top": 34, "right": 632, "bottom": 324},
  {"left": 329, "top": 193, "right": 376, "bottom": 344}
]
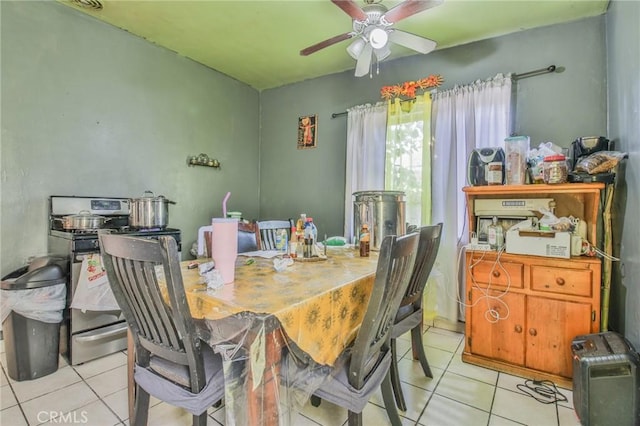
[{"left": 353, "top": 191, "right": 406, "bottom": 251}]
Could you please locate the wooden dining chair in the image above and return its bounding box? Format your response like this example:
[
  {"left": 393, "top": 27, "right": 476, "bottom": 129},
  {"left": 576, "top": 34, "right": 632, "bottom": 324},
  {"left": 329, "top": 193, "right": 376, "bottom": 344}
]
[
  {"left": 256, "top": 219, "right": 293, "bottom": 250},
  {"left": 306, "top": 232, "right": 419, "bottom": 426},
  {"left": 389, "top": 223, "right": 443, "bottom": 411},
  {"left": 99, "top": 234, "right": 224, "bottom": 426}
]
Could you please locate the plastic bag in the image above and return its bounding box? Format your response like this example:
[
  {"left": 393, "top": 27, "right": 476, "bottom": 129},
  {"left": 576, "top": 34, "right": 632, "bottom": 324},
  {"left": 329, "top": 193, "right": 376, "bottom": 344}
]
[
  {"left": 527, "top": 142, "right": 563, "bottom": 183},
  {"left": 273, "top": 257, "right": 294, "bottom": 272},
  {"left": 71, "top": 254, "right": 119, "bottom": 312},
  {"left": 1, "top": 283, "right": 66, "bottom": 323},
  {"left": 538, "top": 209, "right": 574, "bottom": 233},
  {"left": 324, "top": 236, "right": 347, "bottom": 246},
  {"left": 574, "top": 151, "right": 628, "bottom": 174}
]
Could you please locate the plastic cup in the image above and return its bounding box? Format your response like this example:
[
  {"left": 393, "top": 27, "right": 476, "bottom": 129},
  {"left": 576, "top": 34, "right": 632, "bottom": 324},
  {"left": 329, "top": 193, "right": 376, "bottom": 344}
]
[{"left": 210, "top": 218, "right": 238, "bottom": 284}]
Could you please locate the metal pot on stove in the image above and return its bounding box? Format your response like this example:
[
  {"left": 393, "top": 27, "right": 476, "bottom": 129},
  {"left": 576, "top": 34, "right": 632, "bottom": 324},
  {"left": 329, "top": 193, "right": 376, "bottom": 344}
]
[
  {"left": 59, "top": 210, "right": 111, "bottom": 230},
  {"left": 129, "top": 191, "right": 176, "bottom": 229}
]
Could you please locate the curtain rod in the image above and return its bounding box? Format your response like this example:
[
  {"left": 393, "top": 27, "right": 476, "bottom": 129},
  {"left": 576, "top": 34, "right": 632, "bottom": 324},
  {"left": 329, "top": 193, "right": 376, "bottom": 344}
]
[
  {"left": 331, "top": 98, "right": 413, "bottom": 119},
  {"left": 331, "top": 64, "right": 559, "bottom": 118},
  {"left": 513, "top": 64, "right": 557, "bottom": 80}
]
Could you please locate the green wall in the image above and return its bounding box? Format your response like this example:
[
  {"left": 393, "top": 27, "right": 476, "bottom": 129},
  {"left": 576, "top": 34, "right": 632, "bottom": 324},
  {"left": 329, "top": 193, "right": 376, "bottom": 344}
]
[
  {"left": 259, "top": 17, "right": 607, "bottom": 237},
  {"left": 0, "top": 1, "right": 260, "bottom": 273}
]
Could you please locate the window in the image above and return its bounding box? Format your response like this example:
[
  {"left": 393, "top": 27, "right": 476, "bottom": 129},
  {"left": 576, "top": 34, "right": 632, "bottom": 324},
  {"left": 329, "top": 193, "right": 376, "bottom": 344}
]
[{"left": 384, "top": 96, "right": 432, "bottom": 227}]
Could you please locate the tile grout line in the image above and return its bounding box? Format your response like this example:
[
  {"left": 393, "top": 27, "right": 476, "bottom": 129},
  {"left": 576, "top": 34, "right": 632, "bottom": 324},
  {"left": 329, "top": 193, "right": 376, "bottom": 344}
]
[
  {"left": 1, "top": 362, "right": 30, "bottom": 425},
  {"left": 485, "top": 372, "right": 499, "bottom": 426},
  {"left": 71, "top": 363, "right": 127, "bottom": 426},
  {"left": 412, "top": 329, "right": 467, "bottom": 425}
]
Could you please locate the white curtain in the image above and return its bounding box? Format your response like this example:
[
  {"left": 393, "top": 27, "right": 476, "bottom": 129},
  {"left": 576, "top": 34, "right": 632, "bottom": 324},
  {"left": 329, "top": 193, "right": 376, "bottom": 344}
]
[
  {"left": 431, "top": 73, "right": 513, "bottom": 323},
  {"left": 343, "top": 102, "right": 388, "bottom": 242}
]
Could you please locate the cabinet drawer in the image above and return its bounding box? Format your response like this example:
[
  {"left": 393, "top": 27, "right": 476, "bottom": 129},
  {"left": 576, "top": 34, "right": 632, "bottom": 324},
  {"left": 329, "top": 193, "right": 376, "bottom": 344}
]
[
  {"left": 530, "top": 265, "right": 593, "bottom": 297},
  {"left": 469, "top": 260, "right": 524, "bottom": 289}
]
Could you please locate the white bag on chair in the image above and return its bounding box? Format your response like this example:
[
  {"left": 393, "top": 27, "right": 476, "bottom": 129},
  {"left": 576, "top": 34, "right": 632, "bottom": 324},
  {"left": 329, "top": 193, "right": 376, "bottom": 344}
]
[{"left": 71, "top": 254, "right": 119, "bottom": 312}]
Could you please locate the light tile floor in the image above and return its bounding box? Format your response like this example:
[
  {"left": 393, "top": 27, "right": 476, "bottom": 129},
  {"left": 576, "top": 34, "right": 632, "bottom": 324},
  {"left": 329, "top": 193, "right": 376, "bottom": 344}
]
[{"left": 1, "top": 326, "right": 582, "bottom": 426}]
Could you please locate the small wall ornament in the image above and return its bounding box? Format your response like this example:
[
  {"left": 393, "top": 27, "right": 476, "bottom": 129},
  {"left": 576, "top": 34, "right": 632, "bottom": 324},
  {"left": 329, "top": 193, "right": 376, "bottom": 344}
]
[
  {"left": 380, "top": 74, "right": 444, "bottom": 101},
  {"left": 297, "top": 114, "right": 317, "bottom": 149},
  {"left": 187, "top": 153, "right": 220, "bottom": 168}
]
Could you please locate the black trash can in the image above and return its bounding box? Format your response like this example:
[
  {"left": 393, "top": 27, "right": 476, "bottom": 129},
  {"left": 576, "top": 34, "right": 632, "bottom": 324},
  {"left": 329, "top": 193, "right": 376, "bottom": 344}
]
[{"left": 1, "top": 257, "right": 67, "bottom": 381}]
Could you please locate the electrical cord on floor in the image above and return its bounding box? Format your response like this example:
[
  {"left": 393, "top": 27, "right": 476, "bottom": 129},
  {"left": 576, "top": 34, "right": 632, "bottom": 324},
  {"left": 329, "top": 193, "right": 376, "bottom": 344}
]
[{"left": 516, "top": 379, "right": 568, "bottom": 404}]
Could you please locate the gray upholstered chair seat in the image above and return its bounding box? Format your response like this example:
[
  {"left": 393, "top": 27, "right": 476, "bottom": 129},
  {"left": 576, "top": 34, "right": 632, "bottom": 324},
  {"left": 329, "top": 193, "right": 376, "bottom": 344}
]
[
  {"left": 135, "top": 344, "right": 224, "bottom": 415},
  {"left": 390, "top": 307, "right": 423, "bottom": 339},
  {"left": 313, "top": 351, "right": 392, "bottom": 413}
]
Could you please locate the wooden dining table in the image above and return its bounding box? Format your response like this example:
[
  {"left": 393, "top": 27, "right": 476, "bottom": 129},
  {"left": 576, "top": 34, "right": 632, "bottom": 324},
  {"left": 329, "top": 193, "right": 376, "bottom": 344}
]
[{"left": 127, "top": 246, "right": 379, "bottom": 425}]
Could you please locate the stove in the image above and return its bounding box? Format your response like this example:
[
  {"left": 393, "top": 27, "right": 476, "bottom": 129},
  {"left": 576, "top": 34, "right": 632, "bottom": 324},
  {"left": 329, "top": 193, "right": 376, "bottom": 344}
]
[{"left": 47, "top": 196, "right": 181, "bottom": 365}]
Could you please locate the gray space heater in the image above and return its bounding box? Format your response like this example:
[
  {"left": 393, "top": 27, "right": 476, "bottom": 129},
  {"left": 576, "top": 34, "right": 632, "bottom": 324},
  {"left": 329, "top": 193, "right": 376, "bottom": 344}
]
[{"left": 571, "top": 332, "right": 640, "bottom": 426}]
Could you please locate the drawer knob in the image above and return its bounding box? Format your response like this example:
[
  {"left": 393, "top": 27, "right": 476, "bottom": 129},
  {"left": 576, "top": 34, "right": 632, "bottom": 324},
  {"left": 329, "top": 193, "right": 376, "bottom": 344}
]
[
  {"left": 556, "top": 277, "right": 566, "bottom": 286},
  {"left": 529, "top": 328, "right": 537, "bottom": 336},
  {"left": 515, "top": 325, "right": 523, "bottom": 333},
  {"left": 492, "top": 270, "right": 501, "bottom": 278}
]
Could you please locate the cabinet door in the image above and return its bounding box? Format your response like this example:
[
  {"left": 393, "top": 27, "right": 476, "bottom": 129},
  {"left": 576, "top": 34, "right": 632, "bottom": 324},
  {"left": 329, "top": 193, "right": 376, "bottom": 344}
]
[
  {"left": 469, "top": 289, "right": 525, "bottom": 365},
  {"left": 526, "top": 296, "right": 593, "bottom": 378}
]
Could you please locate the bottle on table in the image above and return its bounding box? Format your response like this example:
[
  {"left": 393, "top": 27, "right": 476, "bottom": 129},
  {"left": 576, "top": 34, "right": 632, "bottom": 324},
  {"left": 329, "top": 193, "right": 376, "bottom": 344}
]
[
  {"left": 295, "top": 214, "right": 305, "bottom": 247},
  {"left": 275, "top": 228, "right": 288, "bottom": 252},
  {"left": 289, "top": 226, "right": 298, "bottom": 258},
  {"left": 303, "top": 220, "right": 314, "bottom": 258},
  {"left": 359, "top": 224, "right": 370, "bottom": 257}
]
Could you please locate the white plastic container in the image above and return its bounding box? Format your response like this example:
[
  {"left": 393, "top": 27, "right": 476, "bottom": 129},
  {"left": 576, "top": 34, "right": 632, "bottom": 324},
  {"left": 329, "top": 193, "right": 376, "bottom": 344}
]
[{"left": 504, "top": 136, "right": 530, "bottom": 185}]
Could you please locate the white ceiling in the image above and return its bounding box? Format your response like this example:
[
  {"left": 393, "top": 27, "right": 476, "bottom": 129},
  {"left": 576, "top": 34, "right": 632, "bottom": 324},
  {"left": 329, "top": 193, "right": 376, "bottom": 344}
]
[{"left": 60, "top": 0, "right": 610, "bottom": 91}]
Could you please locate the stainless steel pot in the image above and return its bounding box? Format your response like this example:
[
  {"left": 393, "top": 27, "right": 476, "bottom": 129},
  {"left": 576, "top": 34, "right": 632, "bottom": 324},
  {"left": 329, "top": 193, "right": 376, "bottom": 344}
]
[
  {"left": 60, "top": 210, "right": 110, "bottom": 230},
  {"left": 129, "top": 191, "right": 176, "bottom": 229},
  {"left": 353, "top": 190, "right": 406, "bottom": 251}
]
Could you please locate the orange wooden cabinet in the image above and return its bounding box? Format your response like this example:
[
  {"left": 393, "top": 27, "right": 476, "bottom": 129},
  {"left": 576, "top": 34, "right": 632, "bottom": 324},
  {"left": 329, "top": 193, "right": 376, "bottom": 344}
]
[{"left": 462, "top": 184, "right": 604, "bottom": 387}]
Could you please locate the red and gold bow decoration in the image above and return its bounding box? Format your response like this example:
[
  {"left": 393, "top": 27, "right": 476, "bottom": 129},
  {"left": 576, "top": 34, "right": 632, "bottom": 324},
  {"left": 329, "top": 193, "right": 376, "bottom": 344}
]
[{"left": 380, "top": 74, "right": 444, "bottom": 100}]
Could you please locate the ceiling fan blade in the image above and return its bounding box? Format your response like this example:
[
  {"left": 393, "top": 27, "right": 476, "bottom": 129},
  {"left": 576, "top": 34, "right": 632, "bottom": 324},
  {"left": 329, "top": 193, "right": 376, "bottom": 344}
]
[
  {"left": 388, "top": 30, "right": 437, "bottom": 54},
  {"left": 355, "top": 43, "right": 373, "bottom": 77},
  {"left": 383, "top": 0, "right": 443, "bottom": 24},
  {"left": 331, "top": 0, "right": 368, "bottom": 21},
  {"left": 300, "top": 32, "right": 354, "bottom": 56}
]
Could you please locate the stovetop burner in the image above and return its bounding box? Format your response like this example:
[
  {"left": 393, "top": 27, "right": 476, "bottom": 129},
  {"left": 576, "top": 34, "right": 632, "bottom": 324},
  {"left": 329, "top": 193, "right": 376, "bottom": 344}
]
[
  {"left": 48, "top": 196, "right": 181, "bottom": 248},
  {"left": 50, "top": 227, "right": 181, "bottom": 239}
]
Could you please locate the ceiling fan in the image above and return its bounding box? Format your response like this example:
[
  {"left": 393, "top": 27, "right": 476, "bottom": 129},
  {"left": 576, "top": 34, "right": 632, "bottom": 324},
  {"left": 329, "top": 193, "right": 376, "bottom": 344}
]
[{"left": 300, "top": 0, "right": 443, "bottom": 77}]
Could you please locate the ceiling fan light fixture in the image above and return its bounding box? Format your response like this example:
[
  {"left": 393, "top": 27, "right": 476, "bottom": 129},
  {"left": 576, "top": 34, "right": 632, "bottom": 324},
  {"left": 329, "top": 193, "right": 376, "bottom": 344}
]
[
  {"left": 368, "top": 27, "right": 388, "bottom": 49},
  {"left": 374, "top": 45, "right": 391, "bottom": 61},
  {"left": 347, "top": 38, "right": 366, "bottom": 60}
]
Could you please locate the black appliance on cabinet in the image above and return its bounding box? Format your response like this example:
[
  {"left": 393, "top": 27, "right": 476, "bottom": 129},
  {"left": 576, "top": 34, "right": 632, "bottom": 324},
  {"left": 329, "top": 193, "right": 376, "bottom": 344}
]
[
  {"left": 567, "top": 136, "right": 616, "bottom": 183},
  {"left": 467, "top": 147, "right": 505, "bottom": 186}
]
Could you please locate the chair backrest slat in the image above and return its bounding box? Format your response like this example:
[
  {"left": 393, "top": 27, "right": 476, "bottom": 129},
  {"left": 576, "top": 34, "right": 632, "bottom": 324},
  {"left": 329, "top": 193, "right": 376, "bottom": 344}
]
[
  {"left": 401, "top": 223, "right": 443, "bottom": 308},
  {"left": 257, "top": 219, "right": 292, "bottom": 251},
  {"left": 349, "top": 232, "right": 419, "bottom": 389}
]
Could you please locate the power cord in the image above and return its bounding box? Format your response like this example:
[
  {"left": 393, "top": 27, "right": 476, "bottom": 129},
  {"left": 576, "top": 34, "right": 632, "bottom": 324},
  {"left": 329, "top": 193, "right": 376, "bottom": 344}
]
[
  {"left": 452, "top": 244, "right": 513, "bottom": 324},
  {"left": 590, "top": 242, "right": 621, "bottom": 261},
  {"left": 450, "top": 199, "right": 512, "bottom": 324},
  {"left": 516, "top": 379, "right": 568, "bottom": 404}
]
